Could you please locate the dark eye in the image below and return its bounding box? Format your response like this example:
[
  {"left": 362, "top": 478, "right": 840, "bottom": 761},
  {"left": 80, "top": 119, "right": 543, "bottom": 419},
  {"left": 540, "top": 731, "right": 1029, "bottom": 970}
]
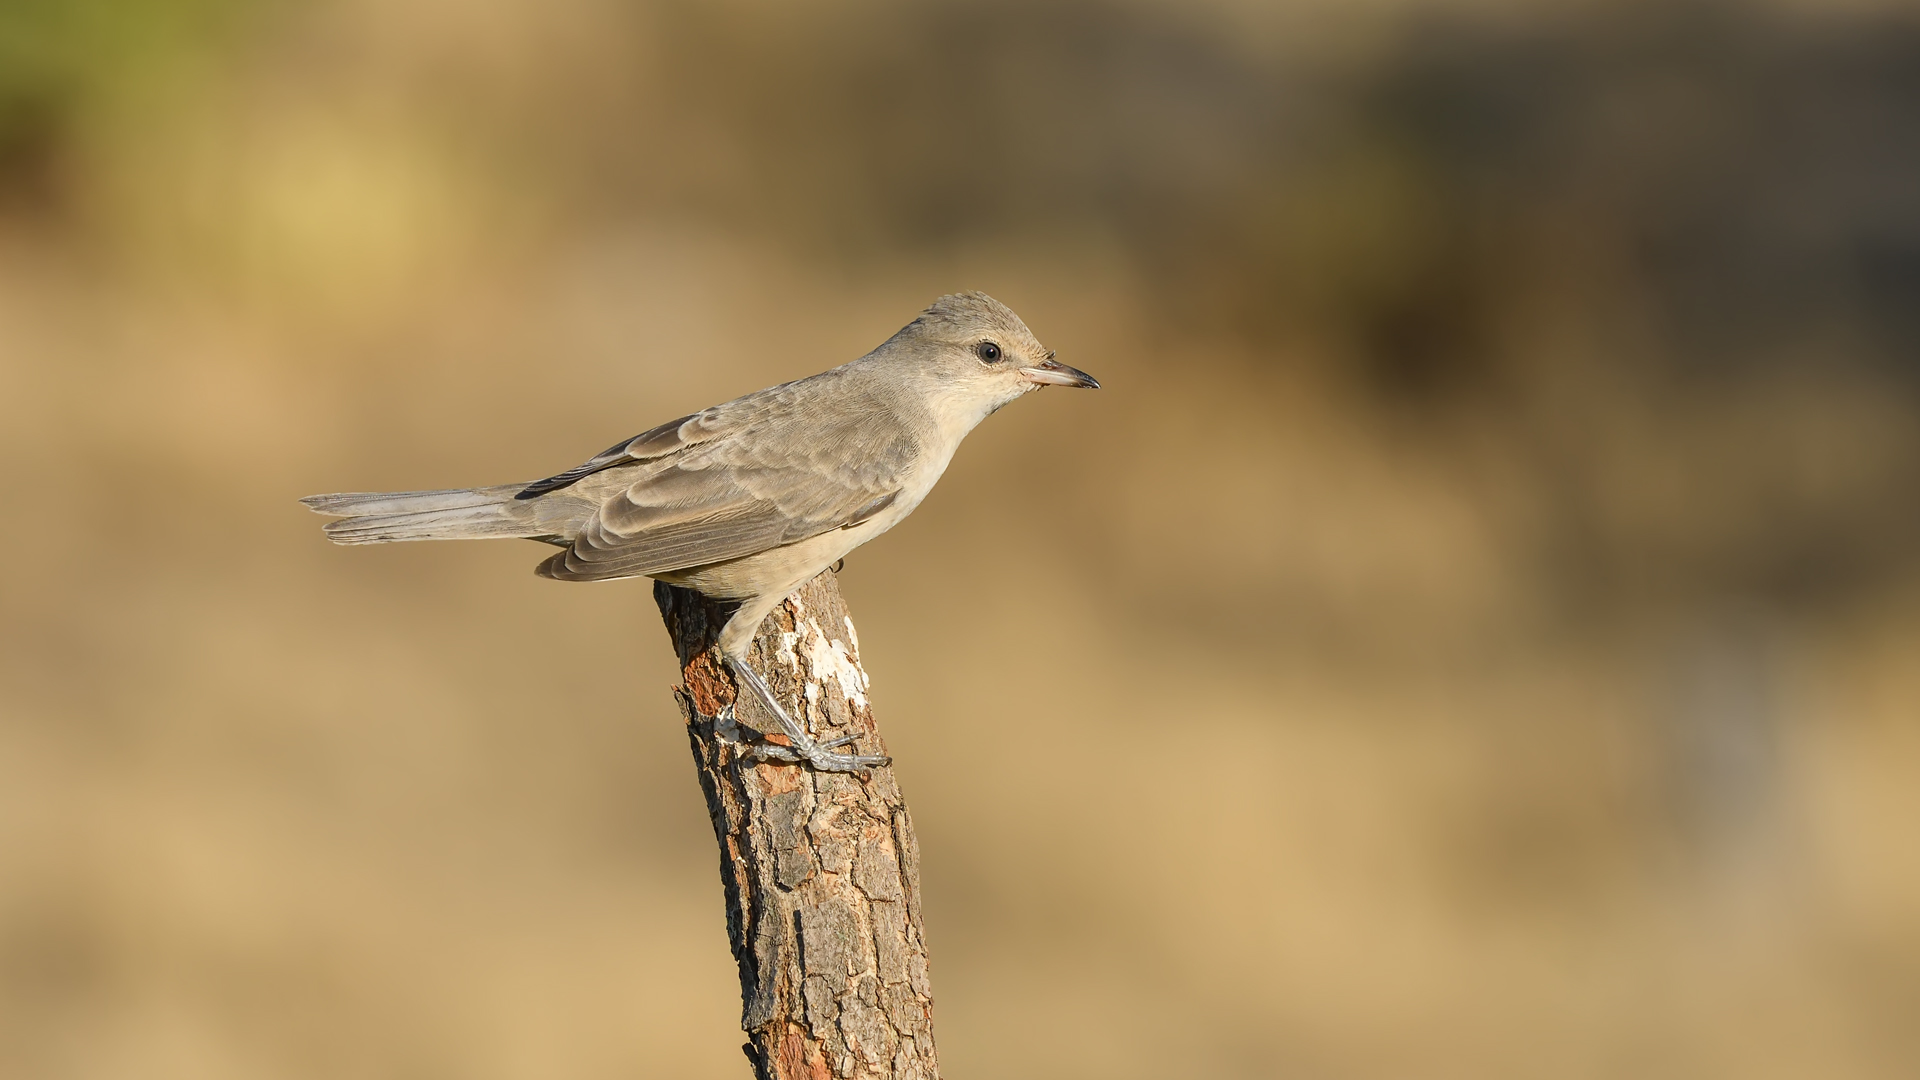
[{"left": 975, "top": 341, "right": 1002, "bottom": 363}]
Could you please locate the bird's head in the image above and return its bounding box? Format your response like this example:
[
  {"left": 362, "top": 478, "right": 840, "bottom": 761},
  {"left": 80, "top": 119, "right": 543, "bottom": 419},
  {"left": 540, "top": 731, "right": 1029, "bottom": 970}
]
[{"left": 881, "top": 292, "right": 1099, "bottom": 433}]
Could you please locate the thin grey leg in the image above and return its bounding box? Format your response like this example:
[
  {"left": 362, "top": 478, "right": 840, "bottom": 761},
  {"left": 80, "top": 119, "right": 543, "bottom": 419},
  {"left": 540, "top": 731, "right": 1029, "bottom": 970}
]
[{"left": 721, "top": 655, "right": 891, "bottom": 773}]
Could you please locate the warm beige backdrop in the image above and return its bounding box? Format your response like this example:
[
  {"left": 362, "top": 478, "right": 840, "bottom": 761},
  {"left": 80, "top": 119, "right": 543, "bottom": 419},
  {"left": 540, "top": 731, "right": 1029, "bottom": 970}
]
[{"left": 3, "top": 2, "right": 1918, "bottom": 1078}]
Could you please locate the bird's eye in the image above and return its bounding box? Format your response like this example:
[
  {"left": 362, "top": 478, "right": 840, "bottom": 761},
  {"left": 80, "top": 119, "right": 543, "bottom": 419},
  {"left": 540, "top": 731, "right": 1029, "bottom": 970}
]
[{"left": 975, "top": 341, "right": 1002, "bottom": 363}]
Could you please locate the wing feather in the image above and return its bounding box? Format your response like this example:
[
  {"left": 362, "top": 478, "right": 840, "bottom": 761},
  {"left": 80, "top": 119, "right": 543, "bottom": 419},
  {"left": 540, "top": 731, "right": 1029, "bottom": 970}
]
[
  {"left": 515, "top": 413, "right": 698, "bottom": 499},
  {"left": 535, "top": 372, "right": 920, "bottom": 581}
]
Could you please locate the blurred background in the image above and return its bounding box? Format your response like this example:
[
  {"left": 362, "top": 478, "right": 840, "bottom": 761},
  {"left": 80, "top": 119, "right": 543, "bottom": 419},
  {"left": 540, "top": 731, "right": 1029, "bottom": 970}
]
[{"left": 3, "top": 0, "right": 1918, "bottom": 1076}]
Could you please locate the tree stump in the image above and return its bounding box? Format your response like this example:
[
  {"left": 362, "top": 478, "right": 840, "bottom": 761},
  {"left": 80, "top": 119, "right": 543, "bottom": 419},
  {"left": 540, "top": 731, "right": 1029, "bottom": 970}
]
[{"left": 655, "top": 574, "right": 939, "bottom": 1080}]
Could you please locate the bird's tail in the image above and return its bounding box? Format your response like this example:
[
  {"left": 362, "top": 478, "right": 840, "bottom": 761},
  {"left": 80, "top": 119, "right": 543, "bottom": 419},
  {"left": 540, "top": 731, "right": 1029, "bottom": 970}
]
[{"left": 301, "top": 484, "right": 543, "bottom": 544}]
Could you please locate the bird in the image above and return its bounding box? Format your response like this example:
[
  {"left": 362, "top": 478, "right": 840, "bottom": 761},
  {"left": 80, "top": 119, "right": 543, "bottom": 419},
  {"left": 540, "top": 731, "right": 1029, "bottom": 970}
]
[{"left": 303, "top": 291, "right": 1099, "bottom": 772}]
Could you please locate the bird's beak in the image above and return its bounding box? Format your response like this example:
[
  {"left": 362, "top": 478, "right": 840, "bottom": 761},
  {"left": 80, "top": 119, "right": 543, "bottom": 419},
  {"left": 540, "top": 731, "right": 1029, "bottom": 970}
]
[{"left": 1018, "top": 357, "right": 1101, "bottom": 389}]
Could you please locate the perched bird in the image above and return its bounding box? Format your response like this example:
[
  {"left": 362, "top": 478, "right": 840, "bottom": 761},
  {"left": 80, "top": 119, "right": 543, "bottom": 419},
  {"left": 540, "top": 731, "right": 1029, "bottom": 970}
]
[{"left": 303, "top": 292, "right": 1098, "bottom": 771}]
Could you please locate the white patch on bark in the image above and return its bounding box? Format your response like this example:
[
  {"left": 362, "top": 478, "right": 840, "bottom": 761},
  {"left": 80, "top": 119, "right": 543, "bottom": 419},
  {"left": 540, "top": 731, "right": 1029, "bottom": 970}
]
[
  {"left": 774, "top": 630, "right": 801, "bottom": 671},
  {"left": 843, "top": 616, "right": 872, "bottom": 690},
  {"left": 803, "top": 616, "right": 869, "bottom": 710}
]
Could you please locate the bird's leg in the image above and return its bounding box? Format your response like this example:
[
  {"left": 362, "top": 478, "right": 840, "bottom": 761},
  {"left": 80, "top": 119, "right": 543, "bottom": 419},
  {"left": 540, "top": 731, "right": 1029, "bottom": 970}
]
[{"left": 721, "top": 654, "right": 890, "bottom": 773}]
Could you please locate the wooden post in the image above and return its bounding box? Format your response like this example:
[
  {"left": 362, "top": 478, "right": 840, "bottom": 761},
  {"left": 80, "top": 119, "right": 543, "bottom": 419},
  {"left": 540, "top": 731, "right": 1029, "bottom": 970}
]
[{"left": 655, "top": 574, "right": 940, "bottom": 1080}]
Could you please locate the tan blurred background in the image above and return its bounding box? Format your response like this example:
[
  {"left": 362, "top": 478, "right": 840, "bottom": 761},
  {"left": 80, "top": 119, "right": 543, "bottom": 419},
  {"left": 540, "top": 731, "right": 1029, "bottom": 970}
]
[{"left": 3, "top": 0, "right": 1919, "bottom": 1077}]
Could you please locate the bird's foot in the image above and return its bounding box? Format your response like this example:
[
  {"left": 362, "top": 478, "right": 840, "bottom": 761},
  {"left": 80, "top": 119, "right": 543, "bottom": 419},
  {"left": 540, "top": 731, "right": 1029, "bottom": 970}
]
[
  {"left": 718, "top": 658, "right": 891, "bottom": 774},
  {"left": 746, "top": 733, "right": 889, "bottom": 773}
]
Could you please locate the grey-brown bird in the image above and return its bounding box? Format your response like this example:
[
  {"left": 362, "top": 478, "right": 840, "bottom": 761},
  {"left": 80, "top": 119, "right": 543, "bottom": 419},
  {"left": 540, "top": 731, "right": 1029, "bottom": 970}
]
[{"left": 303, "top": 292, "right": 1098, "bottom": 771}]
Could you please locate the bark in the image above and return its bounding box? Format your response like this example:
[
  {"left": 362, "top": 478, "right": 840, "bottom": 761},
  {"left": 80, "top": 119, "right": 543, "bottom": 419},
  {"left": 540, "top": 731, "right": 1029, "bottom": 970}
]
[{"left": 655, "top": 573, "right": 939, "bottom": 1080}]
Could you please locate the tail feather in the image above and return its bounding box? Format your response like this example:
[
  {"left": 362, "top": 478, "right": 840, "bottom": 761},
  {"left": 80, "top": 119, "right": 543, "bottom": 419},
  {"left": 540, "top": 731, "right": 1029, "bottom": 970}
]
[
  {"left": 302, "top": 483, "right": 541, "bottom": 545},
  {"left": 300, "top": 485, "right": 524, "bottom": 516}
]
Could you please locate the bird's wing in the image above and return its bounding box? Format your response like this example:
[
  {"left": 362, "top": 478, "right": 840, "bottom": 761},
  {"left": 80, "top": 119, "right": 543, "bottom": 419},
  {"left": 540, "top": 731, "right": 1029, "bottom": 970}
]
[
  {"left": 540, "top": 377, "right": 918, "bottom": 580},
  {"left": 516, "top": 374, "right": 835, "bottom": 499}
]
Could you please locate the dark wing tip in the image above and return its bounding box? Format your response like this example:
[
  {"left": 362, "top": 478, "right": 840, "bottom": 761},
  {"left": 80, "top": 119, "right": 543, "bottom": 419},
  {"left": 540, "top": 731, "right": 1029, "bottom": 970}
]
[
  {"left": 516, "top": 456, "right": 619, "bottom": 499},
  {"left": 517, "top": 420, "right": 695, "bottom": 500},
  {"left": 515, "top": 478, "right": 562, "bottom": 500}
]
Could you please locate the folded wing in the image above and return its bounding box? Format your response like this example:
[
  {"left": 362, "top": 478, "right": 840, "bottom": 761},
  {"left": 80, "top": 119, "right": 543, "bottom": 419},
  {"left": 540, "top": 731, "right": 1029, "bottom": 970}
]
[{"left": 537, "top": 375, "right": 916, "bottom": 581}]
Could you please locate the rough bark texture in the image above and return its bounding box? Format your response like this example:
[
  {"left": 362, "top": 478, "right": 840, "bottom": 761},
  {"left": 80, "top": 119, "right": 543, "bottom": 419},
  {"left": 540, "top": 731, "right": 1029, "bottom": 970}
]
[{"left": 655, "top": 573, "right": 939, "bottom": 1080}]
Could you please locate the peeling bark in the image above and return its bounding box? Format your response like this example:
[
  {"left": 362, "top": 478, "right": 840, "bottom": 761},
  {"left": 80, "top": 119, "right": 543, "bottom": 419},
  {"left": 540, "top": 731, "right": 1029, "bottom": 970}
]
[{"left": 655, "top": 574, "right": 939, "bottom": 1080}]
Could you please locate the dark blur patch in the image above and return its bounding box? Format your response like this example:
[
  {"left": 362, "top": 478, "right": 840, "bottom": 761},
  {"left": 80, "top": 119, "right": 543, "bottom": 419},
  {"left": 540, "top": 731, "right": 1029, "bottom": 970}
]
[
  {"left": 0, "top": 94, "right": 62, "bottom": 214},
  {"left": 574, "top": 2, "right": 1920, "bottom": 403},
  {"left": 0, "top": 0, "right": 256, "bottom": 215},
  {"left": 543, "top": 0, "right": 1920, "bottom": 627},
  {"left": 1857, "top": 240, "right": 1920, "bottom": 375}
]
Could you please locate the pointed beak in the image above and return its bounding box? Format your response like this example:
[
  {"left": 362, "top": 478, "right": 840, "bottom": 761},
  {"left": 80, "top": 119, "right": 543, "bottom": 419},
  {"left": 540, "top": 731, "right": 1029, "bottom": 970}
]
[{"left": 1018, "top": 357, "right": 1101, "bottom": 389}]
